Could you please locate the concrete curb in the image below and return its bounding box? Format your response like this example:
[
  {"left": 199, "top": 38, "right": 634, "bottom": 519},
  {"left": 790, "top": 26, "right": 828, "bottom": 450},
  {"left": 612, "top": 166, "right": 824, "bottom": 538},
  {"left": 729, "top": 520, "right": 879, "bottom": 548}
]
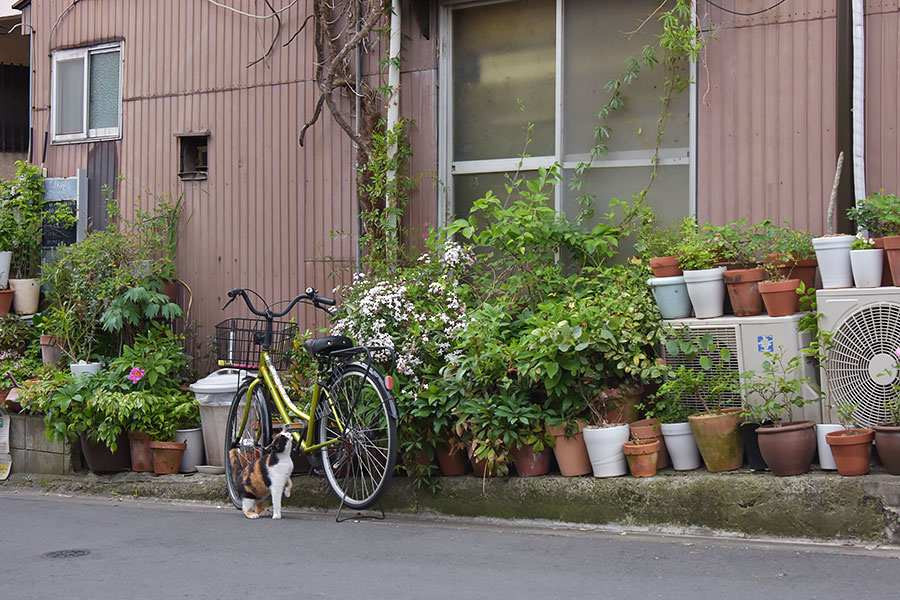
[{"left": 3, "top": 468, "right": 900, "bottom": 543}]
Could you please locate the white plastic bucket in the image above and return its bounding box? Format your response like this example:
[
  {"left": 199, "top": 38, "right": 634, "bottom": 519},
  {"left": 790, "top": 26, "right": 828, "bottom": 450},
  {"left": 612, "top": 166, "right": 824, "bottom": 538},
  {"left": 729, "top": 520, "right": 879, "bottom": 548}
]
[
  {"left": 583, "top": 424, "right": 630, "bottom": 477},
  {"left": 816, "top": 423, "right": 843, "bottom": 470},
  {"left": 190, "top": 369, "right": 244, "bottom": 467},
  {"left": 0, "top": 251, "right": 11, "bottom": 289},
  {"left": 849, "top": 248, "right": 884, "bottom": 288},
  {"left": 682, "top": 266, "right": 726, "bottom": 319},
  {"left": 813, "top": 235, "right": 854, "bottom": 289},
  {"left": 175, "top": 427, "right": 205, "bottom": 472},
  {"left": 661, "top": 421, "right": 702, "bottom": 471}
]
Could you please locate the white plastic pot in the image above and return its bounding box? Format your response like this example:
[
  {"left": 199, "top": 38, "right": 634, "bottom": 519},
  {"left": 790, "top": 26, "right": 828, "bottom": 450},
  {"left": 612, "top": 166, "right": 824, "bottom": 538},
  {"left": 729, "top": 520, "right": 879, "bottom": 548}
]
[
  {"left": 816, "top": 423, "right": 844, "bottom": 470},
  {"left": 0, "top": 251, "right": 11, "bottom": 289},
  {"left": 813, "top": 235, "right": 854, "bottom": 289},
  {"left": 682, "top": 266, "right": 726, "bottom": 319},
  {"left": 849, "top": 248, "right": 884, "bottom": 288},
  {"left": 583, "top": 423, "right": 630, "bottom": 478},
  {"left": 9, "top": 278, "right": 40, "bottom": 314},
  {"left": 661, "top": 421, "right": 702, "bottom": 471},
  {"left": 69, "top": 361, "right": 102, "bottom": 379},
  {"left": 647, "top": 276, "right": 692, "bottom": 319}
]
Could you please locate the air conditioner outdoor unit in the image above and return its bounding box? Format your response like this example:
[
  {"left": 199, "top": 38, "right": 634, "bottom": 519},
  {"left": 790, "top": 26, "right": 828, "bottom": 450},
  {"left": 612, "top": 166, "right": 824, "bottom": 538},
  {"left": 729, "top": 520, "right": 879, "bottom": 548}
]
[
  {"left": 660, "top": 313, "right": 821, "bottom": 422},
  {"left": 816, "top": 287, "right": 900, "bottom": 427}
]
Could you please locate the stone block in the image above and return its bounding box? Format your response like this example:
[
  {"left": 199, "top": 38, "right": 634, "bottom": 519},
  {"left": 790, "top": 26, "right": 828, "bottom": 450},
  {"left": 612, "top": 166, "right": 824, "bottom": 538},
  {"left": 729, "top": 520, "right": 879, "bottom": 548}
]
[
  {"left": 25, "top": 415, "right": 61, "bottom": 453},
  {"left": 25, "top": 450, "right": 66, "bottom": 475},
  {"left": 9, "top": 413, "right": 26, "bottom": 450}
]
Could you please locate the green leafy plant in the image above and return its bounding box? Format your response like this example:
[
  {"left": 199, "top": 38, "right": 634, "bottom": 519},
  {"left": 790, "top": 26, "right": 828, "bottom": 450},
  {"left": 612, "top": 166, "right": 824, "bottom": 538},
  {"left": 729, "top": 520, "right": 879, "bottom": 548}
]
[
  {"left": 0, "top": 161, "right": 77, "bottom": 278},
  {"left": 661, "top": 331, "right": 738, "bottom": 414},
  {"left": 703, "top": 219, "right": 767, "bottom": 269},
  {"left": 738, "top": 347, "right": 820, "bottom": 426},
  {"left": 835, "top": 402, "right": 860, "bottom": 431},
  {"left": 635, "top": 216, "right": 686, "bottom": 259},
  {"left": 0, "top": 351, "right": 40, "bottom": 390},
  {"left": 0, "top": 315, "right": 33, "bottom": 352},
  {"left": 638, "top": 370, "right": 697, "bottom": 424},
  {"left": 674, "top": 217, "right": 720, "bottom": 271},
  {"left": 847, "top": 190, "right": 900, "bottom": 238}
]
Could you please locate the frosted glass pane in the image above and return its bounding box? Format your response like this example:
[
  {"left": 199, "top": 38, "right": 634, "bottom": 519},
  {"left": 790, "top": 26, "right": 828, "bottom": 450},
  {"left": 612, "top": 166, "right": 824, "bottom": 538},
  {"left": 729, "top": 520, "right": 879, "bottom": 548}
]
[
  {"left": 55, "top": 58, "right": 84, "bottom": 135},
  {"left": 452, "top": 0, "right": 555, "bottom": 161},
  {"left": 563, "top": 165, "right": 689, "bottom": 261},
  {"left": 563, "top": 0, "right": 689, "bottom": 155},
  {"left": 89, "top": 51, "right": 120, "bottom": 130},
  {"left": 452, "top": 171, "right": 540, "bottom": 221}
]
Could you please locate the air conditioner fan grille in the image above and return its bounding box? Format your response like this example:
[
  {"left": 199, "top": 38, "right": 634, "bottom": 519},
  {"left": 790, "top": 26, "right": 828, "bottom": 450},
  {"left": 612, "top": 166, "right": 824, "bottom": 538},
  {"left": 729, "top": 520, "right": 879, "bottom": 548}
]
[{"left": 661, "top": 326, "right": 742, "bottom": 414}]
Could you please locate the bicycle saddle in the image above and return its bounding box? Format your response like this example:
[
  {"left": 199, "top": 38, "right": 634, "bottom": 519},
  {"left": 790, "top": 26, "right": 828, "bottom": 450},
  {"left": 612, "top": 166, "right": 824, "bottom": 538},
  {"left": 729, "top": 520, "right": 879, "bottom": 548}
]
[{"left": 304, "top": 336, "right": 355, "bottom": 356}]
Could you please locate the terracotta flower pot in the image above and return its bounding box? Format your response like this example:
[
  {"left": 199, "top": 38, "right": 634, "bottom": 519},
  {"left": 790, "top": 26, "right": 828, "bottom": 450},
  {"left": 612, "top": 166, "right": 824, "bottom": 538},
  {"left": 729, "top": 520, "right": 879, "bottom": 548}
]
[
  {"left": 766, "top": 254, "right": 818, "bottom": 291},
  {"left": 629, "top": 418, "right": 670, "bottom": 469},
  {"left": 510, "top": 442, "right": 551, "bottom": 477},
  {"left": 649, "top": 256, "right": 682, "bottom": 278},
  {"left": 623, "top": 439, "right": 660, "bottom": 477},
  {"left": 825, "top": 428, "right": 874, "bottom": 476},
  {"left": 723, "top": 268, "right": 765, "bottom": 316},
  {"left": 882, "top": 235, "right": 900, "bottom": 286},
  {"left": 436, "top": 442, "right": 469, "bottom": 476},
  {"left": 758, "top": 279, "right": 800, "bottom": 317},
  {"left": 873, "top": 237, "right": 895, "bottom": 286},
  {"left": 150, "top": 440, "right": 188, "bottom": 475},
  {"left": 599, "top": 384, "right": 643, "bottom": 425},
  {"left": 873, "top": 425, "right": 900, "bottom": 475},
  {"left": 546, "top": 421, "right": 592, "bottom": 476},
  {"left": 0, "top": 289, "right": 14, "bottom": 317},
  {"left": 688, "top": 407, "right": 744, "bottom": 472},
  {"left": 755, "top": 421, "right": 816, "bottom": 476},
  {"left": 128, "top": 430, "right": 154, "bottom": 472}
]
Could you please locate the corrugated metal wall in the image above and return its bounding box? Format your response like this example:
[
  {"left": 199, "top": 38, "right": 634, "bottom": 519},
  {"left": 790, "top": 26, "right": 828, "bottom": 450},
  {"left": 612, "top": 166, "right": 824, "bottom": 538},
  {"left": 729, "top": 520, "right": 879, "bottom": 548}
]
[
  {"left": 865, "top": 0, "right": 900, "bottom": 196},
  {"left": 698, "top": 0, "right": 838, "bottom": 234},
  {"left": 23, "top": 0, "right": 438, "bottom": 353}
]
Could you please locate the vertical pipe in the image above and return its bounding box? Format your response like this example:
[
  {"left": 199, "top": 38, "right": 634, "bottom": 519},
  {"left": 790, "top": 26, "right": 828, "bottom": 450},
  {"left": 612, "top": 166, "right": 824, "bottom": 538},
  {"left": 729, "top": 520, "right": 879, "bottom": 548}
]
[
  {"left": 386, "top": 0, "right": 401, "bottom": 261},
  {"left": 355, "top": 0, "right": 362, "bottom": 269},
  {"left": 851, "top": 0, "right": 866, "bottom": 209}
]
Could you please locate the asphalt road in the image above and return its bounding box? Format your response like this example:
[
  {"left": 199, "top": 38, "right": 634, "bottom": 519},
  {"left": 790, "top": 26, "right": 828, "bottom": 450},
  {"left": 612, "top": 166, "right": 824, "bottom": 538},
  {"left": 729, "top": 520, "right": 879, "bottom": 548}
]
[{"left": 1, "top": 490, "right": 899, "bottom": 600}]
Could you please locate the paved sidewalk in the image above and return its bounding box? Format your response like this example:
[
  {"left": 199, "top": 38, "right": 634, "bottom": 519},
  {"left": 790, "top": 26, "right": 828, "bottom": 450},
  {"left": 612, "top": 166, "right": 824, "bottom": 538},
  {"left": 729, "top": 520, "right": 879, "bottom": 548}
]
[{"left": 3, "top": 467, "right": 900, "bottom": 544}]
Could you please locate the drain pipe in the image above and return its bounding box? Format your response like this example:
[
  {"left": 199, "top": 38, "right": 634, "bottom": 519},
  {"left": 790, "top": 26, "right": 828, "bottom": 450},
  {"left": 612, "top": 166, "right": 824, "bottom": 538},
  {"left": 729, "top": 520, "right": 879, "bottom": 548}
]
[
  {"left": 385, "top": 0, "right": 401, "bottom": 263},
  {"left": 851, "top": 0, "right": 866, "bottom": 209}
]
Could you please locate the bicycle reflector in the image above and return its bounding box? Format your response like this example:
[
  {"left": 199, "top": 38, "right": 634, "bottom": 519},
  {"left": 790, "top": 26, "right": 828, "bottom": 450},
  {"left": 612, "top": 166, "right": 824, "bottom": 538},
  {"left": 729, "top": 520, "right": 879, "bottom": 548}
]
[{"left": 384, "top": 375, "right": 394, "bottom": 390}]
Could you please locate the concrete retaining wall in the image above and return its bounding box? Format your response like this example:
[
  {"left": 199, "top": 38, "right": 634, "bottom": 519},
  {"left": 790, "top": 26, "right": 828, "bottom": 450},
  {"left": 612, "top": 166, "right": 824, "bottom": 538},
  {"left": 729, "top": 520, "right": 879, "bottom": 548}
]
[{"left": 8, "top": 414, "right": 81, "bottom": 475}]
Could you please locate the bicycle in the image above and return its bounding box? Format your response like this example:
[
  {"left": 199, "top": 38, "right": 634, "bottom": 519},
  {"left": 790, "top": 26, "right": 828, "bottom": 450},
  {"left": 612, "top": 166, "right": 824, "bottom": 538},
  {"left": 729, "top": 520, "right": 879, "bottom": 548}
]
[{"left": 216, "top": 287, "right": 398, "bottom": 520}]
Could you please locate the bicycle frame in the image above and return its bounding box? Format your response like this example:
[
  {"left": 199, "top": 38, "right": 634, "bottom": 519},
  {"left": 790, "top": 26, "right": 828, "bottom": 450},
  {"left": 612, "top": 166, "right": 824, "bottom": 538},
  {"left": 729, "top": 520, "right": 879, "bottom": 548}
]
[{"left": 235, "top": 349, "right": 341, "bottom": 455}]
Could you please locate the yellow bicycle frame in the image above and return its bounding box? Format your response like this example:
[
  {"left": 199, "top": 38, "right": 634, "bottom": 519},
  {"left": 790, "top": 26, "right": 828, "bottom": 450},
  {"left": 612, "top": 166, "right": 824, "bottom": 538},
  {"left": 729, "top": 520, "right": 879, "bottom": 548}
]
[{"left": 234, "top": 350, "right": 342, "bottom": 454}]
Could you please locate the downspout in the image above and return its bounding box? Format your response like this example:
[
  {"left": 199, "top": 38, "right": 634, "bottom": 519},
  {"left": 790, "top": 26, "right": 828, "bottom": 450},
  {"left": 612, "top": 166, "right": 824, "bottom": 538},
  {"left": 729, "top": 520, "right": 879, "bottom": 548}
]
[
  {"left": 355, "top": 0, "right": 362, "bottom": 269},
  {"left": 851, "top": 0, "right": 866, "bottom": 212},
  {"left": 385, "top": 0, "right": 401, "bottom": 263}
]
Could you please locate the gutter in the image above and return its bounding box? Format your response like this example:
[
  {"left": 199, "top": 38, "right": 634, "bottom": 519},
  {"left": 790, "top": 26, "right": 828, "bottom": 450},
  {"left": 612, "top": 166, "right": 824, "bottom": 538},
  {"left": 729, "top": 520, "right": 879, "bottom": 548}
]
[
  {"left": 851, "top": 0, "right": 866, "bottom": 210},
  {"left": 385, "top": 0, "right": 401, "bottom": 259}
]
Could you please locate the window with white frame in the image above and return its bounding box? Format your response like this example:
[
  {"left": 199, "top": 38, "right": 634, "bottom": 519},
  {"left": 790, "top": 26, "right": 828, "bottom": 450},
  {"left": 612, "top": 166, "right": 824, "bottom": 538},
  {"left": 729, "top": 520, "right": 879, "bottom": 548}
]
[
  {"left": 51, "top": 43, "right": 122, "bottom": 143},
  {"left": 440, "top": 0, "right": 694, "bottom": 231}
]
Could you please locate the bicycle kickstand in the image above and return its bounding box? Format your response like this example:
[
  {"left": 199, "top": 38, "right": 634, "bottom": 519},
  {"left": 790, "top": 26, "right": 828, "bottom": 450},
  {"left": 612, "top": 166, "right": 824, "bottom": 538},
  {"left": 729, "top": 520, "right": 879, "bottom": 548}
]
[{"left": 335, "top": 498, "right": 386, "bottom": 523}]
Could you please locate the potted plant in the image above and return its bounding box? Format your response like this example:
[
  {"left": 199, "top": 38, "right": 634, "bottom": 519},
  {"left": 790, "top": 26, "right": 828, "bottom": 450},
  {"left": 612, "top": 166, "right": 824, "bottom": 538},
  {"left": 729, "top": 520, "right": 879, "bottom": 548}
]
[
  {"left": 873, "top": 382, "right": 900, "bottom": 475},
  {"left": 0, "top": 351, "right": 41, "bottom": 413},
  {"left": 825, "top": 403, "right": 874, "bottom": 476},
  {"left": 38, "top": 301, "right": 102, "bottom": 378},
  {"left": 707, "top": 220, "right": 767, "bottom": 316},
  {"left": 664, "top": 332, "right": 743, "bottom": 472},
  {"left": 636, "top": 216, "right": 685, "bottom": 278},
  {"left": 581, "top": 386, "right": 632, "bottom": 478},
  {"left": 848, "top": 233, "right": 884, "bottom": 288},
  {"left": 739, "top": 348, "right": 820, "bottom": 476},
  {"left": 847, "top": 190, "right": 900, "bottom": 285},
  {"left": 675, "top": 218, "right": 726, "bottom": 318},
  {"left": 640, "top": 366, "right": 702, "bottom": 471},
  {"left": 0, "top": 314, "right": 32, "bottom": 355},
  {"left": 0, "top": 162, "right": 76, "bottom": 314},
  {"left": 622, "top": 433, "right": 661, "bottom": 478},
  {"left": 762, "top": 222, "right": 817, "bottom": 290},
  {"left": 758, "top": 252, "right": 801, "bottom": 317},
  {"left": 628, "top": 416, "right": 670, "bottom": 469},
  {"left": 812, "top": 233, "right": 855, "bottom": 289}
]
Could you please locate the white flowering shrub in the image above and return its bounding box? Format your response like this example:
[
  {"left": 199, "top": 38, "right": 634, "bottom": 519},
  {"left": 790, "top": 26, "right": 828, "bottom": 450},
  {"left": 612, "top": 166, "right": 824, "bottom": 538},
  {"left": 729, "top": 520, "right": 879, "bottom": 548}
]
[{"left": 331, "top": 238, "right": 473, "bottom": 404}]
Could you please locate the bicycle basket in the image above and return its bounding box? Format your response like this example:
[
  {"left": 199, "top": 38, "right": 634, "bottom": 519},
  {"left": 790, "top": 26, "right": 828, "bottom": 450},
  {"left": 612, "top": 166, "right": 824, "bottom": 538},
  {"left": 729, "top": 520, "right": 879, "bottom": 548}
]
[{"left": 215, "top": 318, "right": 298, "bottom": 371}]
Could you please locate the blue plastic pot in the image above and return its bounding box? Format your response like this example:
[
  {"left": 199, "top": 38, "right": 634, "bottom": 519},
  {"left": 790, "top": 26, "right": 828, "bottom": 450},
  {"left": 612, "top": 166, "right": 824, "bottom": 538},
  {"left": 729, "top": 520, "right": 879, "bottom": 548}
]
[{"left": 647, "top": 275, "right": 692, "bottom": 319}]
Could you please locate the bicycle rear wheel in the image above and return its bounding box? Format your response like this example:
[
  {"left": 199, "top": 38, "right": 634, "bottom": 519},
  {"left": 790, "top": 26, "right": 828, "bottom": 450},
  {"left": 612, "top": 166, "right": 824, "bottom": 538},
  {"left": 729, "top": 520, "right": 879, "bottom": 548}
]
[
  {"left": 224, "top": 378, "right": 272, "bottom": 509},
  {"left": 317, "top": 364, "right": 398, "bottom": 510}
]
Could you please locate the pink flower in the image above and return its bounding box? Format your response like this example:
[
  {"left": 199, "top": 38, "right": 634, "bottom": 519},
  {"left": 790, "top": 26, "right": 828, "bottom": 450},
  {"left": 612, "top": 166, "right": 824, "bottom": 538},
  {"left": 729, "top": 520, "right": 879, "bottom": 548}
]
[{"left": 127, "top": 367, "right": 146, "bottom": 384}]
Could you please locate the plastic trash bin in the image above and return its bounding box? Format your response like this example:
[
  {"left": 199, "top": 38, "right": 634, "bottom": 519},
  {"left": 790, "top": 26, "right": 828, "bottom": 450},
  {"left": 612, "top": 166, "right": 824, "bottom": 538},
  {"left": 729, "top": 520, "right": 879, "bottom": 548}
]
[{"left": 190, "top": 369, "right": 243, "bottom": 467}]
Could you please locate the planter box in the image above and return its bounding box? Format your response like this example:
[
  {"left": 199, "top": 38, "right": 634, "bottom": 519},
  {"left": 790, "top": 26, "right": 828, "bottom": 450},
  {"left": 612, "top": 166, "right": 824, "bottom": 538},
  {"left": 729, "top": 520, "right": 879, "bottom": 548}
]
[{"left": 8, "top": 414, "right": 81, "bottom": 475}]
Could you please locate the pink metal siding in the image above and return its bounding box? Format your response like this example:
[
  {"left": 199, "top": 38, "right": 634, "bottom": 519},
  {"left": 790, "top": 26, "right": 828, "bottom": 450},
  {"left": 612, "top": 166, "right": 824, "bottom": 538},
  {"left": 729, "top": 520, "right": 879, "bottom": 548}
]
[
  {"left": 865, "top": 0, "right": 900, "bottom": 196},
  {"left": 698, "top": 0, "right": 838, "bottom": 234},
  {"left": 22, "top": 1, "right": 438, "bottom": 348}
]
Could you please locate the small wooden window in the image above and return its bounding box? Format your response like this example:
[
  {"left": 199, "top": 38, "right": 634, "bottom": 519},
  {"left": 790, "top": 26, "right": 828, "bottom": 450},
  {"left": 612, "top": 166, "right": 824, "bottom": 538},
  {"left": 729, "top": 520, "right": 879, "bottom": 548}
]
[{"left": 177, "top": 132, "right": 209, "bottom": 180}]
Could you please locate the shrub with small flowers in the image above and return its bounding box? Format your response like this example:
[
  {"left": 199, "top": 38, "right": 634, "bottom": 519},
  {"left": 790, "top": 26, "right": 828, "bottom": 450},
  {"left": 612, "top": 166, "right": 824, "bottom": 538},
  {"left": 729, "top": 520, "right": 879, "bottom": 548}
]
[{"left": 850, "top": 233, "right": 876, "bottom": 251}]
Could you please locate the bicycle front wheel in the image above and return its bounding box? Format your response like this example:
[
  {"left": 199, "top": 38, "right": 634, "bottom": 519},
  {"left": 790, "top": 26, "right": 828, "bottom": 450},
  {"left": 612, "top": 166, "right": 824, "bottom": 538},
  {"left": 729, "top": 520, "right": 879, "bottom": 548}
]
[
  {"left": 317, "top": 364, "right": 398, "bottom": 510},
  {"left": 224, "top": 378, "right": 272, "bottom": 509}
]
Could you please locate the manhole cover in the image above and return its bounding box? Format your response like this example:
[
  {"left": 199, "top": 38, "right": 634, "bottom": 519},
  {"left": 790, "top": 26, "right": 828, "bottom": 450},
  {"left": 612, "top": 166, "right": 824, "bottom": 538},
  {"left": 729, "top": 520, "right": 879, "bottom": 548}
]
[{"left": 42, "top": 549, "right": 90, "bottom": 559}]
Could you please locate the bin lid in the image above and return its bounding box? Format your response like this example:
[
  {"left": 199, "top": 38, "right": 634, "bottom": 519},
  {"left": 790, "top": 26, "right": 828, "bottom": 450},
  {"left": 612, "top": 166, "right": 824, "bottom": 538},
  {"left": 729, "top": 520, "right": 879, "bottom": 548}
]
[{"left": 189, "top": 369, "right": 245, "bottom": 395}]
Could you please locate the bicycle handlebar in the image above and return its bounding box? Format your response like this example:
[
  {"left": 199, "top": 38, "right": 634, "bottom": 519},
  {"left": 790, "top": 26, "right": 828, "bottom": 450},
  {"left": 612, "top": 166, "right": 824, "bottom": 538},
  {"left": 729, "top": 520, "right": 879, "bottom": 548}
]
[{"left": 221, "top": 287, "right": 335, "bottom": 317}]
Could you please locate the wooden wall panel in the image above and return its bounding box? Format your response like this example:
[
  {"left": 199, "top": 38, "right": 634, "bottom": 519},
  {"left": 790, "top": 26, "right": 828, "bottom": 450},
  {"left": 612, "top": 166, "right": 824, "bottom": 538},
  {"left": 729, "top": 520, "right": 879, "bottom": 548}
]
[{"left": 865, "top": 3, "right": 900, "bottom": 196}]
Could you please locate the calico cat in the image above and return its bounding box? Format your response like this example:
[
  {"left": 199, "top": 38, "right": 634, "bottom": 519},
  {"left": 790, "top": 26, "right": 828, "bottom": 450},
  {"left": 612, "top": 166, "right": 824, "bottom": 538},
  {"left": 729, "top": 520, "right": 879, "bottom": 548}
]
[{"left": 229, "top": 429, "right": 294, "bottom": 519}]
